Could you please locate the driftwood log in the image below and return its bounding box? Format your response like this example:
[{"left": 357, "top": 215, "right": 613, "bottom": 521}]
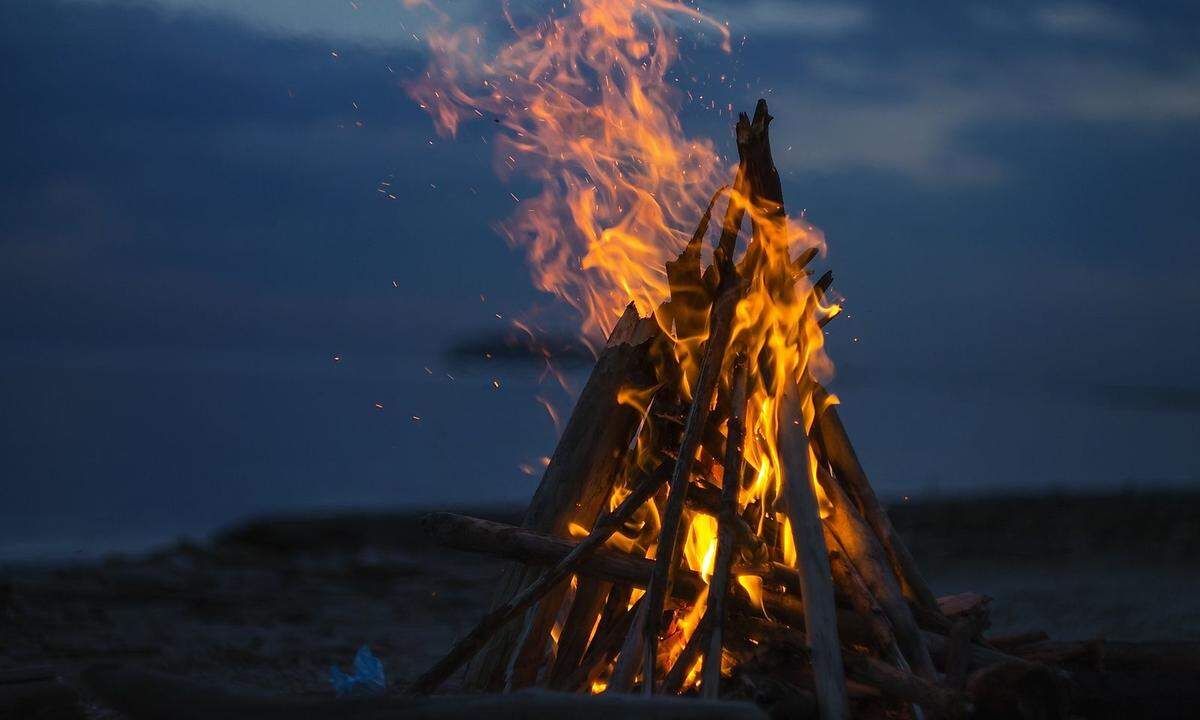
[
  {"left": 778, "top": 380, "right": 848, "bottom": 720},
  {"left": 464, "top": 303, "right": 659, "bottom": 691},
  {"left": 812, "top": 389, "right": 940, "bottom": 617},
  {"left": 425, "top": 512, "right": 888, "bottom": 649},
  {"left": 817, "top": 464, "right": 936, "bottom": 681}
]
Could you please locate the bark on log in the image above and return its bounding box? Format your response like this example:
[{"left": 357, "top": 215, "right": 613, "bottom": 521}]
[
  {"left": 466, "top": 303, "right": 660, "bottom": 691},
  {"left": 812, "top": 391, "right": 940, "bottom": 617},
  {"left": 778, "top": 380, "right": 848, "bottom": 720}
]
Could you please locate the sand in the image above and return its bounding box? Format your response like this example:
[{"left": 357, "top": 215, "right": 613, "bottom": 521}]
[{"left": 1, "top": 490, "right": 1197, "bottom": 717}]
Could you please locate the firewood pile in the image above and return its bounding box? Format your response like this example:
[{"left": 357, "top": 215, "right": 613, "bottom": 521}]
[{"left": 408, "top": 100, "right": 1073, "bottom": 719}]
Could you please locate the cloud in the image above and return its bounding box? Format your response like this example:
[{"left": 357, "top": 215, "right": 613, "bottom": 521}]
[
  {"left": 69, "top": 0, "right": 486, "bottom": 48},
  {"left": 710, "top": 0, "right": 872, "bottom": 38},
  {"left": 770, "top": 53, "right": 1200, "bottom": 184},
  {"left": 1034, "top": 2, "right": 1142, "bottom": 40}
]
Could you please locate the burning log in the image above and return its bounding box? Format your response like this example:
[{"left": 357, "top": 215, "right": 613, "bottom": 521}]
[
  {"left": 466, "top": 303, "right": 660, "bottom": 691},
  {"left": 641, "top": 211, "right": 744, "bottom": 695},
  {"left": 698, "top": 354, "right": 750, "bottom": 699}
]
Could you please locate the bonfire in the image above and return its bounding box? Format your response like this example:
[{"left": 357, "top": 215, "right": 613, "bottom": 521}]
[{"left": 401, "top": 2, "right": 1047, "bottom": 717}]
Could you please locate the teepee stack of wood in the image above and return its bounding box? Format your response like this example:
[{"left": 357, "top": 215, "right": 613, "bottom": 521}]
[{"left": 409, "top": 101, "right": 1027, "bottom": 720}]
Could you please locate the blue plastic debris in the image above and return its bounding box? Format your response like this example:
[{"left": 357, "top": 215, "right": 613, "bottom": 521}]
[{"left": 329, "top": 644, "right": 386, "bottom": 697}]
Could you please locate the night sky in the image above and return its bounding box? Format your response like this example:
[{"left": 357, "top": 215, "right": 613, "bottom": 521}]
[{"left": 2, "top": 0, "right": 1198, "bottom": 559}]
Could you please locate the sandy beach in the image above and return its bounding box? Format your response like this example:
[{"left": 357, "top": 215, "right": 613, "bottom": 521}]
[{"left": 2, "top": 489, "right": 1197, "bottom": 718}]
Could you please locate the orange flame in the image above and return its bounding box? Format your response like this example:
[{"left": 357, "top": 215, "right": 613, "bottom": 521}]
[{"left": 409, "top": 0, "right": 730, "bottom": 341}]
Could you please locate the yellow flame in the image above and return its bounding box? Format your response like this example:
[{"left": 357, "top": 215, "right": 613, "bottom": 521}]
[
  {"left": 683, "top": 513, "right": 719, "bottom": 584},
  {"left": 736, "top": 574, "right": 766, "bottom": 615}
]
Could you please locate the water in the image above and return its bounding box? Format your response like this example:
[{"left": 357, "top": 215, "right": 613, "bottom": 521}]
[{"left": 1, "top": 347, "right": 1196, "bottom": 561}]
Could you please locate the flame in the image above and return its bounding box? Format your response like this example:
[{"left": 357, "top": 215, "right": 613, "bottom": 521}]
[
  {"left": 683, "top": 512, "right": 719, "bottom": 584},
  {"left": 736, "top": 574, "right": 766, "bottom": 613},
  {"left": 409, "top": 0, "right": 730, "bottom": 341}
]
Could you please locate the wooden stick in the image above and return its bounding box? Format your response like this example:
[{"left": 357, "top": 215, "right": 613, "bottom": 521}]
[
  {"left": 547, "top": 578, "right": 611, "bottom": 687},
  {"left": 778, "top": 380, "right": 848, "bottom": 720},
  {"left": 561, "top": 596, "right": 642, "bottom": 693},
  {"left": 812, "top": 390, "right": 941, "bottom": 616},
  {"left": 606, "top": 601, "right": 648, "bottom": 693},
  {"left": 465, "top": 304, "right": 659, "bottom": 690},
  {"left": 641, "top": 275, "right": 741, "bottom": 694},
  {"left": 818, "top": 463, "right": 937, "bottom": 681},
  {"left": 410, "top": 468, "right": 665, "bottom": 695},
  {"left": 641, "top": 98, "right": 767, "bottom": 699},
  {"left": 699, "top": 354, "right": 750, "bottom": 699},
  {"left": 423, "top": 512, "right": 888, "bottom": 647},
  {"left": 822, "top": 526, "right": 896, "bottom": 654}
]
